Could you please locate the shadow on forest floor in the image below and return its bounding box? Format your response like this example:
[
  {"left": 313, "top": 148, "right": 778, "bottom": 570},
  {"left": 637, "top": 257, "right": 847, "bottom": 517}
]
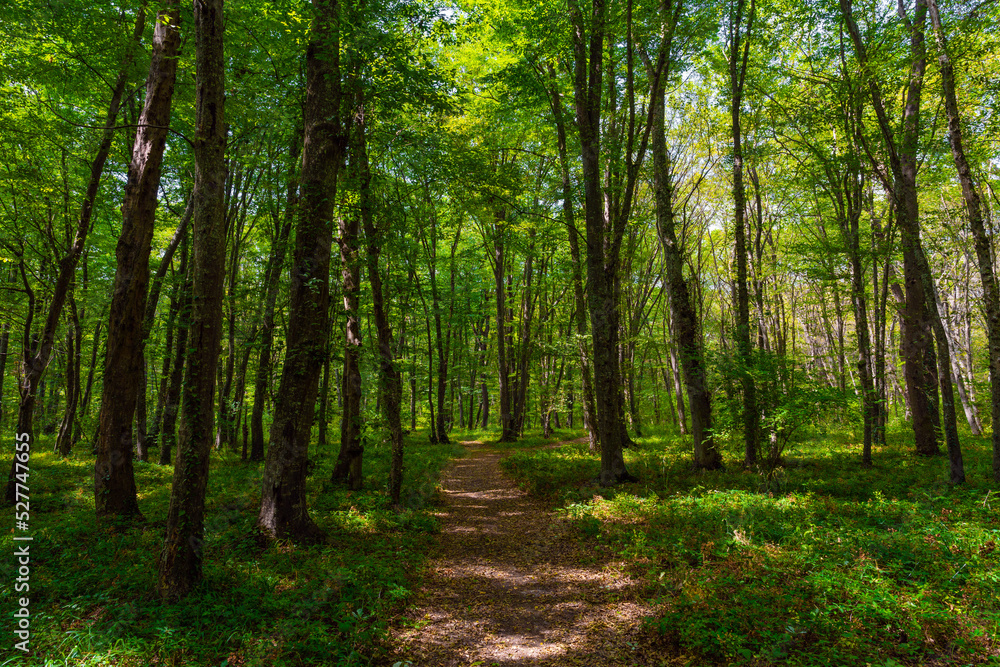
[{"left": 388, "top": 441, "right": 673, "bottom": 666}]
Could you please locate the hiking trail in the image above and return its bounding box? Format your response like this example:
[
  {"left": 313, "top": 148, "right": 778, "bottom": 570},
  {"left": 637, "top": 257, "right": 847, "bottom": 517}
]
[{"left": 389, "top": 441, "right": 668, "bottom": 666}]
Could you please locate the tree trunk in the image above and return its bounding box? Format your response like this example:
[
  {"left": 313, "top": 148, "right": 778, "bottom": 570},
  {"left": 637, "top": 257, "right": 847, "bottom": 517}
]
[
  {"left": 729, "top": 0, "right": 758, "bottom": 468},
  {"left": 4, "top": 6, "right": 146, "bottom": 506},
  {"left": 928, "top": 0, "right": 999, "bottom": 481},
  {"left": 94, "top": 0, "right": 180, "bottom": 518},
  {"left": 149, "top": 272, "right": 182, "bottom": 451},
  {"left": 842, "top": 0, "right": 941, "bottom": 456},
  {"left": 257, "top": 0, "right": 345, "bottom": 541},
  {"left": 78, "top": 317, "right": 102, "bottom": 441},
  {"left": 159, "top": 235, "right": 190, "bottom": 466},
  {"left": 493, "top": 215, "right": 516, "bottom": 442},
  {"left": 55, "top": 297, "right": 82, "bottom": 457},
  {"left": 358, "top": 106, "right": 404, "bottom": 505},
  {"left": 0, "top": 322, "right": 8, "bottom": 430},
  {"left": 317, "top": 349, "right": 331, "bottom": 450},
  {"left": 836, "top": 139, "right": 876, "bottom": 468},
  {"left": 249, "top": 134, "right": 298, "bottom": 462},
  {"left": 652, "top": 67, "right": 719, "bottom": 469},
  {"left": 134, "top": 359, "right": 148, "bottom": 461},
  {"left": 331, "top": 88, "right": 365, "bottom": 489},
  {"left": 512, "top": 229, "right": 537, "bottom": 437},
  {"left": 158, "top": 0, "right": 228, "bottom": 599},
  {"left": 569, "top": 0, "right": 651, "bottom": 485}
]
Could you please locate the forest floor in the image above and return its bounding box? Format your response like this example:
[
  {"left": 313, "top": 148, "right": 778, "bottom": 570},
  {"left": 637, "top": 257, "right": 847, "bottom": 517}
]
[{"left": 388, "top": 439, "right": 669, "bottom": 667}]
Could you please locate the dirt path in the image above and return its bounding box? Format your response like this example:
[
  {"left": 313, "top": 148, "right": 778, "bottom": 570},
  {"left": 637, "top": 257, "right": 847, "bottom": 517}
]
[{"left": 389, "top": 442, "right": 664, "bottom": 666}]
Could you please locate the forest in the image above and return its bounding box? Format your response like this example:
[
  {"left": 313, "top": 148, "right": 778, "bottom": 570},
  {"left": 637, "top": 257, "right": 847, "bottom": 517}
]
[{"left": 1, "top": 0, "right": 999, "bottom": 664}]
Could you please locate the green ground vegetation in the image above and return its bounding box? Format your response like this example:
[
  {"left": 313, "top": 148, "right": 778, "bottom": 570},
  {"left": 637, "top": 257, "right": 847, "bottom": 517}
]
[
  {"left": 0, "top": 434, "right": 463, "bottom": 667},
  {"left": 501, "top": 426, "right": 1000, "bottom": 666}
]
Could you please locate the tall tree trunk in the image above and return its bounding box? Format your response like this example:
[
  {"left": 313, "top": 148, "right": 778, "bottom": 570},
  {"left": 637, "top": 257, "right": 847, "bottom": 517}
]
[
  {"left": 4, "top": 7, "right": 146, "bottom": 506},
  {"left": 0, "top": 322, "right": 8, "bottom": 430},
  {"left": 928, "top": 0, "right": 999, "bottom": 481},
  {"left": 249, "top": 134, "right": 298, "bottom": 462},
  {"left": 842, "top": 0, "right": 941, "bottom": 456},
  {"left": 78, "top": 317, "right": 102, "bottom": 441},
  {"left": 568, "top": 0, "right": 664, "bottom": 485},
  {"left": 331, "top": 86, "right": 365, "bottom": 489},
  {"left": 257, "top": 0, "right": 345, "bottom": 540},
  {"left": 134, "top": 359, "right": 148, "bottom": 461},
  {"left": 493, "top": 214, "right": 516, "bottom": 442},
  {"left": 317, "top": 349, "right": 331, "bottom": 450},
  {"left": 834, "top": 132, "right": 876, "bottom": 468},
  {"left": 729, "top": 0, "right": 758, "bottom": 468},
  {"left": 541, "top": 69, "right": 600, "bottom": 449},
  {"left": 149, "top": 272, "right": 182, "bottom": 451},
  {"left": 159, "top": 234, "right": 191, "bottom": 466},
  {"left": 94, "top": 0, "right": 180, "bottom": 518},
  {"left": 359, "top": 111, "right": 404, "bottom": 506},
  {"left": 512, "top": 229, "right": 537, "bottom": 437},
  {"left": 55, "top": 297, "right": 82, "bottom": 456},
  {"left": 651, "top": 57, "right": 719, "bottom": 469},
  {"left": 158, "top": 0, "right": 228, "bottom": 599}
]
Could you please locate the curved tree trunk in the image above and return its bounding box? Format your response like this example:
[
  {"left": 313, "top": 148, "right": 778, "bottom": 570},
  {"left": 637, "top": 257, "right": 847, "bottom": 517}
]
[{"left": 94, "top": 0, "right": 180, "bottom": 518}]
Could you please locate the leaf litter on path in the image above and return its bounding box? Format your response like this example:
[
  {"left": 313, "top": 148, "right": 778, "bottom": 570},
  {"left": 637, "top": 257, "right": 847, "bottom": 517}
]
[{"left": 388, "top": 442, "right": 673, "bottom": 666}]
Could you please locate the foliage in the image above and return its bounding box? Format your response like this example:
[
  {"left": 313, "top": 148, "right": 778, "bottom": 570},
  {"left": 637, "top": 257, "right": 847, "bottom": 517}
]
[
  {"left": 0, "top": 433, "right": 462, "bottom": 666},
  {"left": 502, "top": 428, "right": 1000, "bottom": 665}
]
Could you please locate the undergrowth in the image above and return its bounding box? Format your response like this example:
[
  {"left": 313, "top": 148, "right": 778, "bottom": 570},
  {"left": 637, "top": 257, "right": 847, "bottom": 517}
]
[
  {"left": 501, "top": 425, "right": 1000, "bottom": 666},
  {"left": 0, "top": 432, "right": 463, "bottom": 666}
]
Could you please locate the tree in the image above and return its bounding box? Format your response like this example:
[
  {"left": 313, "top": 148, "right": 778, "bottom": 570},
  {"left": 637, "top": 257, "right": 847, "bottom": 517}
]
[
  {"left": 727, "top": 0, "right": 758, "bottom": 468},
  {"left": 4, "top": 6, "right": 147, "bottom": 505},
  {"left": 568, "top": 0, "right": 666, "bottom": 484},
  {"left": 94, "top": 0, "right": 182, "bottom": 519},
  {"left": 258, "top": 0, "right": 346, "bottom": 541},
  {"left": 841, "top": 0, "right": 954, "bottom": 464},
  {"left": 927, "top": 0, "right": 1000, "bottom": 482},
  {"left": 158, "top": 0, "right": 228, "bottom": 598}
]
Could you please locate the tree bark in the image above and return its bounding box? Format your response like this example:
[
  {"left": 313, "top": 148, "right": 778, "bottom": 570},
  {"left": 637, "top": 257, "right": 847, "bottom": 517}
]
[
  {"left": 55, "top": 296, "right": 82, "bottom": 457},
  {"left": 493, "top": 212, "right": 517, "bottom": 442},
  {"left": 842, "top": 0, "right": 942, "bottom": 456},
  {"left": 568, "top": 0, "right": 664, "bottom": 484},
  {"left": 651, "top": 51, "right": 719, "bottom": 469},
  {"left": 159, "top": 234, "right": 190, "bottom": 466},
  {"left": 158, "top": 0, "right": 228, "bottom": 599},
  {"left": 834, "top": 140, "right": 876, "bottom": 468},
  {"left": 928, "top": 0, "right": 999, "bottom": 481},
  {"left": 0, "top": 322, "right": 8, "bottom": 430},
  {"left": 729, "top": 0, "right": 758, "bottom": 468},
  {"left": 258, "top": 0, "right": 345, "bottom": 540},
  {"left": 331, "top": 86, "right": 365, "bottom": 488},
  {"left": 249, "top": 133, "right": 298, "bottom": 462},
  {"left": 149, "top": 265, "right": 183, "bottom": 452},
  {"left": 359, "top": 109, "right": 404, "bottom": 506},
  {"left": 95, "top": 0, "right": 180, "bottom": 518}
]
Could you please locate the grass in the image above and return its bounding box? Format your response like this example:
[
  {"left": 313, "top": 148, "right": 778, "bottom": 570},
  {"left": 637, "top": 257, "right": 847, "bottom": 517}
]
[
  {"left": 500, "top": 423, "right": 1000, "bottom": 666},
  {"left": 0, "top": 431, "right": 464, "bottom": 666}
]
